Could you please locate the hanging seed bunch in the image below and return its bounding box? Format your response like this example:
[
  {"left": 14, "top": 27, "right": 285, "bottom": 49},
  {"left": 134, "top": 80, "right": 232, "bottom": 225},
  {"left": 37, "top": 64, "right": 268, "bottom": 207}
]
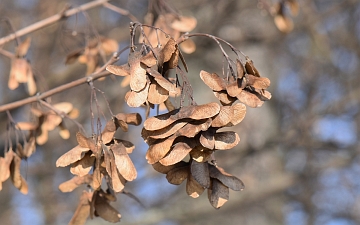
[
  {"left": 141, "top": 100, "right": 246, "bottom": 208},
  {"left": 200, "top": 57, "right": 271, "bottom": 108},
  {"left": 0, "top": 138, "right": 36, "bottom": 194},
  {"left": 56, "top": 112, "right": 141, "bottom": 223},
  {"left": 66, "top": 36, "right": 119, "bottom": 75},
  {"left": 8, "top": 37, "right": 37, "bottom": 95},
  {"left": 106, "top": 26, "right": 182, "bottom": 109}
]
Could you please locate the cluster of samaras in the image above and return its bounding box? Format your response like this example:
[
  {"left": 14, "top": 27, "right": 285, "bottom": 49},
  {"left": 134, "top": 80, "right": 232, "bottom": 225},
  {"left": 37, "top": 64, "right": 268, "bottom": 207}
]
[
  {"left": 55, "top": 112, "right": 142, "bottom": 223},
  {"left": 137, "top": 55, "right": 271, "bottom": 208},
  {"left": 106, "top": 38, "right": 182, "bottom": 108}
]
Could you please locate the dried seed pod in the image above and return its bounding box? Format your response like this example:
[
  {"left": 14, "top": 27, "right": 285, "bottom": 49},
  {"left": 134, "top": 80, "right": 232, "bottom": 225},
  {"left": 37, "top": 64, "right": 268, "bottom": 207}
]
[
  {"left": 56, "top": 145, "right": 90, "bottom": 167},
  {"left": 69, "top": 191, "right": 92, "bottom": 225},
  {"left": 186, "top": 173, "right": 205, "bottom": 198},
  {"left": 214, "top": 131, "right": 240, "bottom": 150},
  {"left": 152, "top": 161, "right": 189, "bottom": 174},
  {"left": 190, "top": 160, "right": 210, "bottom": 188},
  {"left": 159, "top": 138, "right": 196, "bottom": 166},
  {"left": 93, "top": 190, "right": 121, "bottom": 222},
  {"left": 200, "top": 70, "right": 226, "bottom": 91},
  {"left": 208, "top": 178, "right": 229, "bottom": 209},
  {"left": 59, "top": 174, "right": 93, "bottom": 192},
  {"left": 144, "top": 103, "right": 220, "bottom": 131},
  {"left": 209, "top": 165, "right": 245, "bottom": 191},
  {"left": 166, "top": 164, "right": 190, "bottom": 185},
  {"left": 111, "top": 142, "right": 137, "bottom": 181},
  {"left": 70, "top": 152, "right": 95, "bottom": 176}
]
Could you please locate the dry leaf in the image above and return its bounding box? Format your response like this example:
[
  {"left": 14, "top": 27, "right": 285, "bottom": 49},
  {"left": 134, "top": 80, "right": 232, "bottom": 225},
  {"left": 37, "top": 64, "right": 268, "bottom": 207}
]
[
  {"left": 100, "top": 37, "right": 119, "bottom": 54},
  {"left": 101, "top": 119, "right": 117, "bottom": 144}
]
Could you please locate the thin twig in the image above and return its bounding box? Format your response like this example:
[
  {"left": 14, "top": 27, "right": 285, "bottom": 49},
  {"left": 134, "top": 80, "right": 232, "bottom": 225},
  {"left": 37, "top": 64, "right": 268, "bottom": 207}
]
[
  {"left": 103, "top": 2, "right": 138, "bottom": 22},
  {"left": 0, "top": 0, "right": 110, "bottom": 46}
]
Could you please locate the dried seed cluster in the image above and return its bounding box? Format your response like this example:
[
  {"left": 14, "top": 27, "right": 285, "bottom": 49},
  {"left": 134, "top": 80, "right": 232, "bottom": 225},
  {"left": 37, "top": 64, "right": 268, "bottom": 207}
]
[
  {"left": 66, "top": 36, "right": 119, "bottom": 75},
  {"left": 153, "top": 160, "right": 244, "bottom": 208},
  {"left": 17, "top": 102, "right": 79, "bottom": 145},
  {"left": 56, "top": 112, "right": 141, "bottom": 222},
  {"left": 106, "top": 38, "right": 181, "bottom": 108},
  {"left": 141, "top": 101, "right": 246, "bottom": 208},
  {"left": 200, "top": 58, "right": 271, "bottom": 108},
  {"left": 8, "top": 37, "right": 36, "bottom": 95},
  {"left": 0, "top": 139, "right": 36, "bottom": 194}
]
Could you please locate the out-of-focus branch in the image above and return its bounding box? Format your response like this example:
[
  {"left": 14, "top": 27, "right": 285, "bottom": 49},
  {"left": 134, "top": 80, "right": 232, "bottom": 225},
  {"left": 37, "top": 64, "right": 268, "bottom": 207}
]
[
  {"left": 103, "top": 2, "right": 139, "bottom": 22},
  {"left": 0, "top": 53, "right": 120, "bottom": 112},
  {"left": 0, "top": 0, "right": 110, "bottom": 46}
]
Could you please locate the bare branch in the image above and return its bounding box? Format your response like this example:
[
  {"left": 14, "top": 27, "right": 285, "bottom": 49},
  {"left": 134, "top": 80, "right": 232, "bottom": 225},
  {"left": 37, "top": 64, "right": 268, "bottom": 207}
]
[{"left": 0, "top": 0, "right": 110, "bottom": 46}]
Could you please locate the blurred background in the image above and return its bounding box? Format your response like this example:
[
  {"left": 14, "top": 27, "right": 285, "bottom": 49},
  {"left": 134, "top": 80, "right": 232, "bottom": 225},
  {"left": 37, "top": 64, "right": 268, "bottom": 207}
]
[{"left": 1, "top": 0, "right": 360, "bottom": 224}]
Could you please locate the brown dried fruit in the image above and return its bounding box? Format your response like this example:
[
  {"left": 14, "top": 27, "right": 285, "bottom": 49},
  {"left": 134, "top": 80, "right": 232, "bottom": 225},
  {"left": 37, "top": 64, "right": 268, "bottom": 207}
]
[
  {"left": 208, "top": 178, "right": 229, "bottom": 209},
  {"left": 214, "top": 131, "right": 240, "bottom": 150},
  {"left": 69, "top": 191, "right": 92, "bottom": 225},
  {"left": 59, "top": 174, "right": 93, "bottom": 192},
  {"left": 152, "top": 161, "right": 189, "bottom": 174},
  {"left": 125, "top": 81, "right": 150, "bottom": 107},
  {"left": 93, "top": 190, "right": 121, "bottom": 222},
  {"left": 56, "top": 145, "right": 90, "bottom": 167},
  {"left": 70, "top": 152, "right": 95, "bottom": 177},
  {"left": 191, "top": 160, "right": 210, "bottom": 188},
  {"left": 209, "top": 165, "right": 245, "bottom": 191},
  {"left": 200, "top": 70, "right": 226, "bottom": 91},
  {"left": 166, "top": 164, "right": 189, "bottom": 185},
  {"left": 159, "top": 139, "right": 196, "bottom": 166},
  {"left": 186, "top": 173, "right": 205, "bottom": 198},
  {"left": 111, "top": 142, "right": 137, "bottom": 181},
  {"left": 144, "top": 103, "right": 220, "bottom": 131}
]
